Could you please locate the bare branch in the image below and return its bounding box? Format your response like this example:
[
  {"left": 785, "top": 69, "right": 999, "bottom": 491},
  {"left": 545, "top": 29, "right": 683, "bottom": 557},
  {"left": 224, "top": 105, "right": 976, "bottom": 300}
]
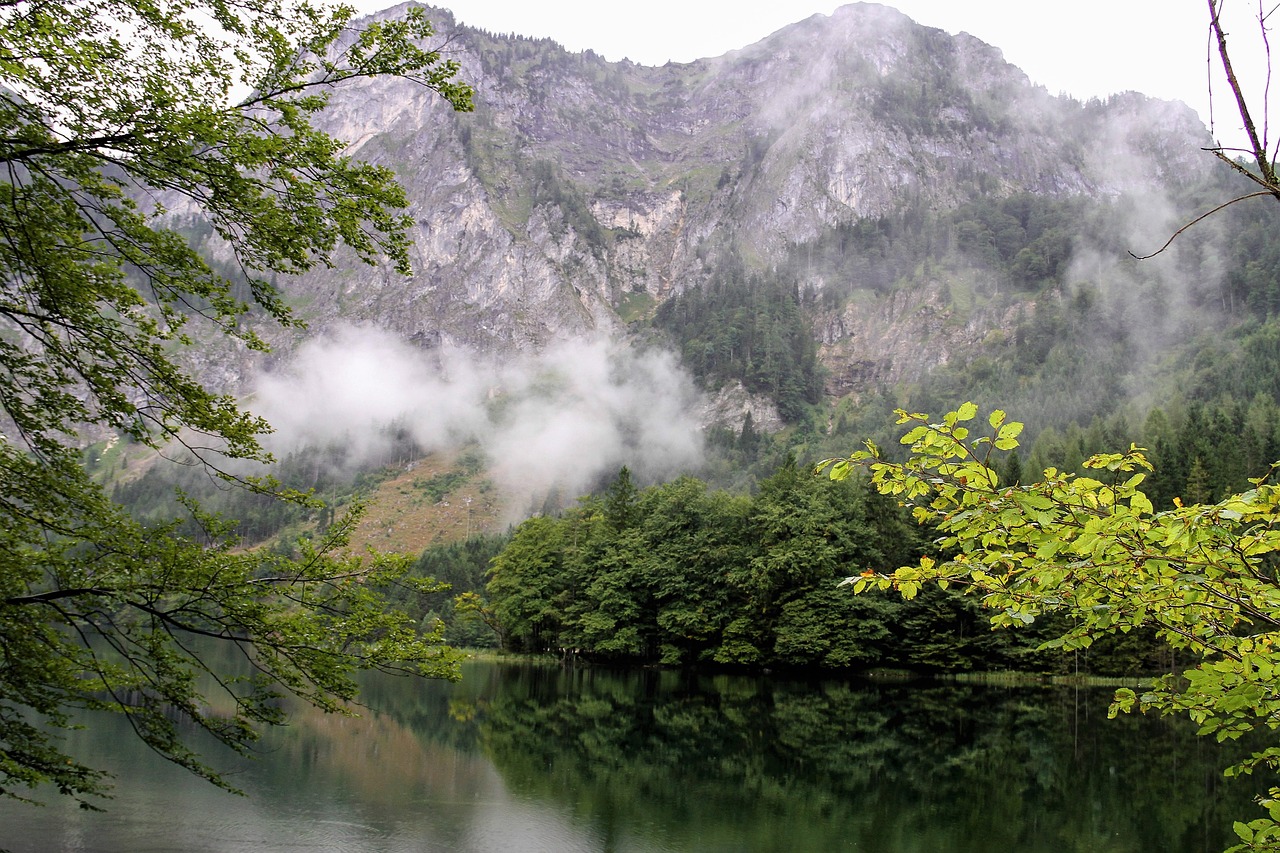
[
  {"left": 1129, "top": 190, "right": 1273, "bottom": 259},
  {"left": 1263, "top": 0, "right": 1276, "bottom": 160},
  {"left": 1209, "top": 0, "right": 1280, "bottom": 193},
  {"left": 4, "top": 586, "right": 111, "bottom": 605}
]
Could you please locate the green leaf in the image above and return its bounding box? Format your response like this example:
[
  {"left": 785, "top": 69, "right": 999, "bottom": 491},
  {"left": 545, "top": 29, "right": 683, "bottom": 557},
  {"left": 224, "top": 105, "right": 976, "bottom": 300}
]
[{"left": 997, "top": 422, "right": 1024, "bottom": 441}]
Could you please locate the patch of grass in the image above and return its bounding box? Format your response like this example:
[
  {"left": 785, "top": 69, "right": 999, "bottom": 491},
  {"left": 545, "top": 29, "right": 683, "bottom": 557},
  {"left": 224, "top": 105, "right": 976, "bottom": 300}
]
[
  {"left": 617, "top": 291, "right": 656, "bottom": 322},
  {"left": 415, "top": 469, "right": 471, "bottom": 502},
  {"left": 342, "top": 452, "right": 506, "bottom": 555}
]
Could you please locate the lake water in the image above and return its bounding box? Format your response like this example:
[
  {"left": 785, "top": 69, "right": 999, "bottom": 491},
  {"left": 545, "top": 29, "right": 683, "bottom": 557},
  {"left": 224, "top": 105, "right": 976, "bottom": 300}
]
[{"left": 0, "top": 660, "right": 1265, "bottom": 852}]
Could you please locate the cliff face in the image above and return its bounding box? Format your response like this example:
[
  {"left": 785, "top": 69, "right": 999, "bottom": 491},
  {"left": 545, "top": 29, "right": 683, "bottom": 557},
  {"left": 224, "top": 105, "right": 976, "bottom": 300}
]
[{"left": 220, "top": 2, "right": 1213, "bottom": 398}]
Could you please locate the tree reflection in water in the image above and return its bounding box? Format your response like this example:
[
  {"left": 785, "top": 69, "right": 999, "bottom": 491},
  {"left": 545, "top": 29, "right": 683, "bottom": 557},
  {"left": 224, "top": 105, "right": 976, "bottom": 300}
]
[{"left": 474, "top": 663, "right": 1261, "bottom": 853}]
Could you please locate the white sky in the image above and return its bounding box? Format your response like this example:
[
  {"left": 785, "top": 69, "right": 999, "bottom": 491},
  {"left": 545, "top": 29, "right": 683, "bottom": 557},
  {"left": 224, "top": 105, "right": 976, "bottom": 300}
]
[{"left": 368, "top": 1, "right": 1280, "bottom": 154}]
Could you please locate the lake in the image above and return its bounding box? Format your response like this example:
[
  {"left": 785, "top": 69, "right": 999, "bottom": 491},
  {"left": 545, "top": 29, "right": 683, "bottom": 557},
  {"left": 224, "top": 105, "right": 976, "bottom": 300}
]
[{"left": 0, "top": 660, "right": 1264, "bottom": 852}]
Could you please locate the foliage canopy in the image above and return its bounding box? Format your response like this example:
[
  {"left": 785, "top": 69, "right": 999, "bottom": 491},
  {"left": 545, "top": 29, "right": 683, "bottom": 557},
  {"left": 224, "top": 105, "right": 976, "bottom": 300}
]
[
  {"left": 480, "top": 463, "right": 1163, "bottom": 673},
  {"left": 0, "top": 0, "right": 472, "bottom": 806}
]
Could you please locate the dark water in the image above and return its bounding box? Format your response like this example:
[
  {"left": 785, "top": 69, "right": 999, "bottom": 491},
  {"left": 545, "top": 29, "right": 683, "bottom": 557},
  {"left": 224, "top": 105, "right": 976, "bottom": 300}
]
[{"left": 0, "top": 661, "right": 1265, "bottom": 852}]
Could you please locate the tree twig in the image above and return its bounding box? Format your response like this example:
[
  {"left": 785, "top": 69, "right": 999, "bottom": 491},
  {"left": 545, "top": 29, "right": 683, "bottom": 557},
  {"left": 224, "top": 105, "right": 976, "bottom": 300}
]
[{"left": 1129, "top": 190, "right": 1273, "bottom": 258}]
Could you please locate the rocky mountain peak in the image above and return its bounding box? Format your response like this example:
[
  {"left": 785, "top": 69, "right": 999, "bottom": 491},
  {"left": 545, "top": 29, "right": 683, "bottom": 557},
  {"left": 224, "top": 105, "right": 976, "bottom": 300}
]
[{"left": 200, "top": 2, "right": 1218, "bottom": 431}]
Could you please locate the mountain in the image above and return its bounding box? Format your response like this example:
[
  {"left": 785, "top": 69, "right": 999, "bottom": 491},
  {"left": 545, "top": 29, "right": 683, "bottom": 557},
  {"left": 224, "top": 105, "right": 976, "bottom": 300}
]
[
  {"left": 204, "top": 2, "right": 1209, "bottom": 366},
  {"left": 117, "top": 0, "right": 1280, "bottom": 551},
  {"left": 144, "top": 0, "right": 1280, "bottom": 532}
]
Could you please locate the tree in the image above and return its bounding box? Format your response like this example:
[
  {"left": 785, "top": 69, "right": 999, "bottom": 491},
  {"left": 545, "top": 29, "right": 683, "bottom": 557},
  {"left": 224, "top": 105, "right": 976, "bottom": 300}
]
[
  {"left": 0, "top": 0, "right": 473, "bottom": 806},
  {"left": 1138, "top": 0, "right": 1280, "bottom": 260},
  {"left": 486, "top": 515, "right": 570, "bottom": 653},
  {"left": 603, "top": 465, "right": 641, "bottom": 532},
  {"left": 819, "top": 403, "right": 1280, "bottom": 851}
]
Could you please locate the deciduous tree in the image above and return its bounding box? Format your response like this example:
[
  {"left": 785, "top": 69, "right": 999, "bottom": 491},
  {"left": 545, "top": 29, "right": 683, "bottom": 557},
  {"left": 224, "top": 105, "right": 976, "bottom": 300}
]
[{"left": 0, "top": 0, "right": 472, "bottom": 806}]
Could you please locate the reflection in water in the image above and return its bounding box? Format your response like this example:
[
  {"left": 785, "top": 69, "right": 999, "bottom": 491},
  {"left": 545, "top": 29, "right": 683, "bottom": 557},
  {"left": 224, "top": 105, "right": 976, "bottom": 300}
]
[
  {"left": 476, "top": 665, "right": 1260, "bottom": 853},
  {"left": 0, "top": 661, "right": 1264, "bottom": 852}
]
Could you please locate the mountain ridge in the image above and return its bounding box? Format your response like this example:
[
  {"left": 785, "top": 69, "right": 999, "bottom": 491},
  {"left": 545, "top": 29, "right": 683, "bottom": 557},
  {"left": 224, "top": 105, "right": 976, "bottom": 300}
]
[{"left": 184, "top": 2, "right": 1224, "bottom": 437}]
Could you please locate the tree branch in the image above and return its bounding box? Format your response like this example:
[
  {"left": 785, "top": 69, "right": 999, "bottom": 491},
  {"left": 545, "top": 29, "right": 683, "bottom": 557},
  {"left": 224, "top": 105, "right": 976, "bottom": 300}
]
[
  {"left": 4, "top": 587, "right": 112, "bottom": 606},
  {"left": 1209, "top": 0, "right": 1280, "bottom": 193},
  {"left": 0, "top": 132, "right": 142, "bottom": 163},
  {"left": 1129, "top": 190, "right": 1274, "bottom": 259}
]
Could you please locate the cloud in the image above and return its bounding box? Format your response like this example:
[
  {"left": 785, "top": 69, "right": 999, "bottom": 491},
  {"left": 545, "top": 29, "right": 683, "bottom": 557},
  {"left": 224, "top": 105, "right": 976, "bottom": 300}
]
[{"left": 249, "top": 325, "right": 705, "bottom": 515}]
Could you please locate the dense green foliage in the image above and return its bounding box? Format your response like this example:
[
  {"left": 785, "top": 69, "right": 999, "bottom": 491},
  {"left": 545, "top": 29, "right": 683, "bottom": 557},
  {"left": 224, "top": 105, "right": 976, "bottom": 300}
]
[
  {"left": 0, "top": 0, "right": 472, "bottom": 806},
  {"left": 654, "top": 268, "right": 823, "bottom": 422},
  {"left": 483, "top": 464, "right": 1166, "bottom": 674},
  {"left": 404, "top": 534, "right": 506, "bottom": 648}
]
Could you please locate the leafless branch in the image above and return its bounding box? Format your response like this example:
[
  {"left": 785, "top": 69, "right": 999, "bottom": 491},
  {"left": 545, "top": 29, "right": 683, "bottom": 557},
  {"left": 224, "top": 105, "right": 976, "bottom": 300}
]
[
  {"left": 1129, "top": 190, "right": 1273, "bottom": 258},
  {"left": 1262, "top": 0, "right": 1276, "bottom": 160},
  {"left": 1209, "top": 0, "right": 1280, "bottom": 193}
]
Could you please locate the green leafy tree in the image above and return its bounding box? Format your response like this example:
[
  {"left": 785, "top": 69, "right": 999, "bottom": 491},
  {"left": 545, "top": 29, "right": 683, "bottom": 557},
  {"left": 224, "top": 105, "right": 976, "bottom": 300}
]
[
  {"left": 0, "top": 0, "right": 473, "bottom": 807},
  {"left": 571, "top": 528, "right": 655, "bottom": 657},
  {"left": 639, "top": 478, "right": 753, "bottom": 665},
  {"left": 819, "top": 403, "right": 1280, "bottom": 850},
  {"left": 486, "top": 515, "right": 571, "bottom": 652}
]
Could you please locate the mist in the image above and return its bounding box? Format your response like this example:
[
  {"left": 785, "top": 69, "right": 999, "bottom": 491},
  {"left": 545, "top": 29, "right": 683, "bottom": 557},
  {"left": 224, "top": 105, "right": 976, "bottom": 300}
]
[{"left": 249, "top": 325, "right": 705, "bottom": 515}]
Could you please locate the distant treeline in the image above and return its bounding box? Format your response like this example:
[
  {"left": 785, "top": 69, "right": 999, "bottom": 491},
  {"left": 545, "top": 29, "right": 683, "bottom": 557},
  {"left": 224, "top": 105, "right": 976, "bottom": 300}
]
[
  {"left": 105, "top": 431, "right": 434, "bottom": 547},
  {"left": 477, "top": 464, "right": 1167, "bottom": 675}
]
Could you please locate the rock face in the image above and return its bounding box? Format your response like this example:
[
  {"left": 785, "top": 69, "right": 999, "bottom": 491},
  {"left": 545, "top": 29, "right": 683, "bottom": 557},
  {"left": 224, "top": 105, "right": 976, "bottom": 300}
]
[{"left": 238, "top": 2, "right": 1214, "bottom": 402}]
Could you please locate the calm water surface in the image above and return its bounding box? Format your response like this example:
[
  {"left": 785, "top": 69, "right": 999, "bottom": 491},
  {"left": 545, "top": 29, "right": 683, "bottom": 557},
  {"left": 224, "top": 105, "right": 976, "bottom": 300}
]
[{"left": 0, "top": 660, "right": 1265, "bottom": 852}]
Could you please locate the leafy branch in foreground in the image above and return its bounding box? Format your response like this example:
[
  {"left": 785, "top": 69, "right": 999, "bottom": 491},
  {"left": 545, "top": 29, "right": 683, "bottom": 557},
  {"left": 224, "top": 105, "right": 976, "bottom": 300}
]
[
  {"left": 0, "top": 0, "right": 472, "bottom": 807},
  {"left": 819, "top": 403, "right": 1280, "bottom": 851},
  {"left": 2, "top": 470, "right": 461, "bottom": 805}
]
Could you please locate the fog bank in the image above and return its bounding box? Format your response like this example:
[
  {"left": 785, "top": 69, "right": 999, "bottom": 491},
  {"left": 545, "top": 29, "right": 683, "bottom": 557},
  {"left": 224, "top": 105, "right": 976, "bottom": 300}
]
[{"left": 249, "top": 325, "right": 705, "bottom": 514}]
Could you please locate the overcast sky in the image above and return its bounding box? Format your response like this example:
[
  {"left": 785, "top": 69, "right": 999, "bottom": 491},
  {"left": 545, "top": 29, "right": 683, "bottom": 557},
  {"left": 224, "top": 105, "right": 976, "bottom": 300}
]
[{"left": 378, "top": 1, "right": 1278, "bottom": 154}]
